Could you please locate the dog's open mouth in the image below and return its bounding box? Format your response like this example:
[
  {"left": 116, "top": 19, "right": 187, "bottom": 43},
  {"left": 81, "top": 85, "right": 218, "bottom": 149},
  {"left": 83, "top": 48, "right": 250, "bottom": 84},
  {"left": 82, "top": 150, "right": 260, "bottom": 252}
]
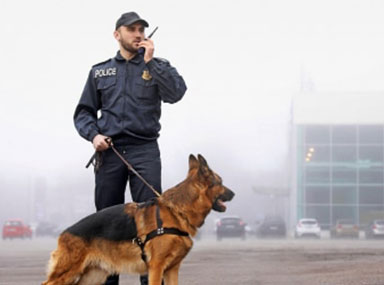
[
  {"left": 212, "top": 187, "right": 235, "bottom": 212},
  {"left": 213, "top": 198, "right": 227, "bottom": 212}
]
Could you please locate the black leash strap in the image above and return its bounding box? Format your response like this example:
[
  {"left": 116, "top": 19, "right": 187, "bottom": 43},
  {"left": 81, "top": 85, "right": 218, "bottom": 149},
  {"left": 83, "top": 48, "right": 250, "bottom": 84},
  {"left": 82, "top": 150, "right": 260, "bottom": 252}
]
[
  {"left": 109, "top": 144, "right": 161, "bottom": 197},
  {"left": 85, "top": 138, "right": 161, "bottom": 197},
  {"left": 85, "top": 152, "right": 97, "bottom": 168}
]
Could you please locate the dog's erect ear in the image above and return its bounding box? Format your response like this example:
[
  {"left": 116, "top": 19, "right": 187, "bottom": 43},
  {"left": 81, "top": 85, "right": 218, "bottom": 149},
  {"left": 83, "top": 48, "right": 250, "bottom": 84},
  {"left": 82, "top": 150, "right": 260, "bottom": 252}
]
[
  {"left": 198, "top": 154, "right": 208, "bottom": 167},
  {"left": 189, "top": 154, "right": 199, "bottom": 170},
  {"left": 197, "top": 154, "right": 211, "bottom": 178}
]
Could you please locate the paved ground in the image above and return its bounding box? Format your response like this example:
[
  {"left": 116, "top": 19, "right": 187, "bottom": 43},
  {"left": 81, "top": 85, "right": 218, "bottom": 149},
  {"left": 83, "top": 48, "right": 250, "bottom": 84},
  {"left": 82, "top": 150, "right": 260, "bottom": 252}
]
[{"left": 1, "top": 236, "right": 384, "bottom": 284}]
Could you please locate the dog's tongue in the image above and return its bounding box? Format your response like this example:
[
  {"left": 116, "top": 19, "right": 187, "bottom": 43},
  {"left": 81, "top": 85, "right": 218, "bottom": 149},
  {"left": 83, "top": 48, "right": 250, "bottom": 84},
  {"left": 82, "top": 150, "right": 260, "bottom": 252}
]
[{"left": 218, "top": 199, "right": 226, "bottom": 210}]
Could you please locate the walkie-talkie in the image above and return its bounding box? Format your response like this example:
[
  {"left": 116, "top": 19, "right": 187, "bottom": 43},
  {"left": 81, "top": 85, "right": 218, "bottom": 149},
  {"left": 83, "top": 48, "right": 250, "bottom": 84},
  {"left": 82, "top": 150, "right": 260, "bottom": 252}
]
[{"left": 138, "top": 26, "right": 159, "bottom": 55}]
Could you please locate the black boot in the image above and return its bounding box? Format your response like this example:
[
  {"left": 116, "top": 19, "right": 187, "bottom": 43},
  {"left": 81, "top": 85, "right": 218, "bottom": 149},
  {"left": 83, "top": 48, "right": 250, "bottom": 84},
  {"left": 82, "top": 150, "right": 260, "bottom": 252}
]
[
  {"left": 140, "top": 275, "right": 164, "bottom": 285},
  {"left": 140, "top": 275, "right": 148, "bottom": 285},
  {"left": 104, "top": 274, "right": 119, "bottom": 285}
]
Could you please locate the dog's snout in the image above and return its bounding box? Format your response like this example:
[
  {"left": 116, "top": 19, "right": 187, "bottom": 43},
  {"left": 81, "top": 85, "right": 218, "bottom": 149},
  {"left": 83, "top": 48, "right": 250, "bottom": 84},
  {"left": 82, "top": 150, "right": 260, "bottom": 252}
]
[{"left": 223, "top": 186, "right": 235, "bottom": 201}]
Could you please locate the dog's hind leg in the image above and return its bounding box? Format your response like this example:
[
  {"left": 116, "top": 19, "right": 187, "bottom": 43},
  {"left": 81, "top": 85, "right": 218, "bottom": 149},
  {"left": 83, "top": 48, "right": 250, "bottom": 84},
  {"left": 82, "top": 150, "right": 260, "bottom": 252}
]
[{"left": 77, "top": 267, "right": 109, "bottom": 285}]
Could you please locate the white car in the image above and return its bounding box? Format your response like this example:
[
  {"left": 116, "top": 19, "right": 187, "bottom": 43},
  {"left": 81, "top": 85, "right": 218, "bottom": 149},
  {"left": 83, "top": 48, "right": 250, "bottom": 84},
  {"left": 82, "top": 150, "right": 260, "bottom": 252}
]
[{"left": 295, "top": 218, "right": 321, "bottom": 239}]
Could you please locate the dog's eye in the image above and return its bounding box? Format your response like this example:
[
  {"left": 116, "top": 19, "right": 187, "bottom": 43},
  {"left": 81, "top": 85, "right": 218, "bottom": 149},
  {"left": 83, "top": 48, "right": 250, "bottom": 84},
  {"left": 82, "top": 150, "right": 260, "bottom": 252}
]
[{"left": 210, "top": 178, "right": 221, "bottom": 187}]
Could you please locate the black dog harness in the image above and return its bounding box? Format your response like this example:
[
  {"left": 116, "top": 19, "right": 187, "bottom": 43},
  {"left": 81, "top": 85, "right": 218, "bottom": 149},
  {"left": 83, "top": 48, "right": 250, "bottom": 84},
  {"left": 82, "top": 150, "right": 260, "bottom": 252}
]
[{"left": 134, "top": 199, "right": 189, "bottom": 263}]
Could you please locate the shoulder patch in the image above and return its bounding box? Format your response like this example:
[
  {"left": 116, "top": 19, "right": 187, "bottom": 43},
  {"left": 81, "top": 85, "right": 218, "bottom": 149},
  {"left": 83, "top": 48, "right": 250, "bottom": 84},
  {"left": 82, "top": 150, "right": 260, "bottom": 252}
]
[
  {"left": 154, "top": 57, "right": 169, "bottom": 64},
  {"left": 92, "top": 58, "right": 112, "bottom": 68}
]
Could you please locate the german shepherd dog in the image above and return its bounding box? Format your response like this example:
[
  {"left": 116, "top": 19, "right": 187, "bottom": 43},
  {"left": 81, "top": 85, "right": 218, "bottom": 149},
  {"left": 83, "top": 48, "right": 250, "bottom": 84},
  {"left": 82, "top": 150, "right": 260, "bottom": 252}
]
[{"left": 42, "top": 154, "right": 234, "bottom": 285}]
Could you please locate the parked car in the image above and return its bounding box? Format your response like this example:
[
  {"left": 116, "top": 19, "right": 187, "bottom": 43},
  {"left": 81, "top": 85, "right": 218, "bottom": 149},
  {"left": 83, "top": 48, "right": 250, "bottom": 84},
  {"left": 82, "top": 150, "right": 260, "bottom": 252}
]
[
  {"left": 216, "top": 216, "right": 246, "bottom": 241},
  {"left": 294, "top": 218, "right": 321, "bottom": 239},
  {"left": 365, "top": 219, "right": 384, "bottom": 239},
  {"left": 330, "top": 219, "right": 359, "bottom": 239},
  {"left": 257, "top": 216, "right": 286, "bottom": 238},
  {"left": 2, "top": 219, "right": 32, "bottom": 240}
]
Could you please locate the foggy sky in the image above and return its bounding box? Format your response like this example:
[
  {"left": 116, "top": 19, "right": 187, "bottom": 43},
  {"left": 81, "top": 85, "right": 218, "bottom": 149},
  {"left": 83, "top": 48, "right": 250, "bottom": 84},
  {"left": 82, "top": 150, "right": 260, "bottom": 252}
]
[{"left": 1, "top": 0, "right": 384, "bottom": 225}]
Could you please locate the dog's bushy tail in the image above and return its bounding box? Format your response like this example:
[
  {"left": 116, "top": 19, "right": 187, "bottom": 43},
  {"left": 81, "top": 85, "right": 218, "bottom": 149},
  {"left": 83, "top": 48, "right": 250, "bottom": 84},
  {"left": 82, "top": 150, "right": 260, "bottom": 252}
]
[{"left": 42, "top": 233, "right": 87, "bottom": 285}]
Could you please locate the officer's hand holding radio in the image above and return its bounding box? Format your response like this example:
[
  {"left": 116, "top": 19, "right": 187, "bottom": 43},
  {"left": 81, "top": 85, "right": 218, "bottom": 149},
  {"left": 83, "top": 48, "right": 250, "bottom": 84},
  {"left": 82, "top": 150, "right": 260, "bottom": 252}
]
[
  {"left": 138, "top": 26, "right": 158, "bottom": 63},
  {"left": 138, "top": 38, "right": 154, "bottom": 63}
]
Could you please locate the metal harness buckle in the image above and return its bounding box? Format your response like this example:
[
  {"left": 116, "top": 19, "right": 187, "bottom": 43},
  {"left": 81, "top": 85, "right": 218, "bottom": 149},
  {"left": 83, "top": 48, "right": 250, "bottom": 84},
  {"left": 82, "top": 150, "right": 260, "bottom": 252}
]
[{"left": 133, "top": 237, "right": 143, "bottom": 245}]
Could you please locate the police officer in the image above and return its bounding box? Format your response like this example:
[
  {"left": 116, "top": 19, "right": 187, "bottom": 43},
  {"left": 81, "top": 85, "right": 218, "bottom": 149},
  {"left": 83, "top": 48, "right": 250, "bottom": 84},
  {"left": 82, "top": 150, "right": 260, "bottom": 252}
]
[{"left": 73, "top": 12, "right": 187, "bottom": 285}]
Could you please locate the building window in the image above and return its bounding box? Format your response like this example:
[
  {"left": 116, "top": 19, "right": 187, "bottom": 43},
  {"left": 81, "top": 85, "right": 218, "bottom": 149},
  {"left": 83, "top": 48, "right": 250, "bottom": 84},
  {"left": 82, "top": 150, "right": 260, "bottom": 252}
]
[
  {"left": 332, "top": 186, "right": 357, "bottom": 204},
  {"left": 305, "top": 167, "right": 330, "bottom": 184},
  {"left": 359, "top": 167, "right": 384, "bottom": 184},
  {"left": 359, "top": 146, "right": 383, "bottom": 164},
  {"left": 332, "top": 145, "right": 357, "bottom": 163},
  {"left": 332, "top": 125, "right": 357, "bottom": 144},
  {"left": 305, "top": 126, "right": 330, "bottom": 144},
  {"left": 332, "top": 146, "right": 357, "bottom": 184},
  {"left": 332, "top": 168, "right": 357, "bottom": 184},
  {"left": 305, "top": 186, "right": 330, "bottom": 204},
  {"left": 359, "top": 186, "right": 384, "bottom": 204},
  {"left": 358, "top": 125, "right": 383, "bottom": 144}
]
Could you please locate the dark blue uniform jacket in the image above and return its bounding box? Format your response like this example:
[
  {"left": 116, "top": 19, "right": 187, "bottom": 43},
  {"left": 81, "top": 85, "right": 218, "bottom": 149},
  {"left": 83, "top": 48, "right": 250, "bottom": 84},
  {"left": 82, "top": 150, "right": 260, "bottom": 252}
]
[{"left": 74, "top": 51, "right": 187, "bottom": 142}]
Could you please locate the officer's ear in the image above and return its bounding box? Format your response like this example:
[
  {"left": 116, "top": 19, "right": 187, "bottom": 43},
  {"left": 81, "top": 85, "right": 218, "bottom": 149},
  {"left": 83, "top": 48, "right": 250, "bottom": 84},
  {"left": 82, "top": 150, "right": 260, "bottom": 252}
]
[{"left": 113, "top": 30, "right": 120, "bottom": 41}]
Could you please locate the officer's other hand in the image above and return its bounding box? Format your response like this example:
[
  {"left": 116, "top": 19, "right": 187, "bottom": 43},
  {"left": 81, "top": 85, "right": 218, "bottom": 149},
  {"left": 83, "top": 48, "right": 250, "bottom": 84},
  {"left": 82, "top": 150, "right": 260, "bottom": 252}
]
[
  {"left": 93, "top": 134, "right": 110, "bottom": 151},
  {"left": 139, "top": 38, "right": 154, "bottom": 63}
]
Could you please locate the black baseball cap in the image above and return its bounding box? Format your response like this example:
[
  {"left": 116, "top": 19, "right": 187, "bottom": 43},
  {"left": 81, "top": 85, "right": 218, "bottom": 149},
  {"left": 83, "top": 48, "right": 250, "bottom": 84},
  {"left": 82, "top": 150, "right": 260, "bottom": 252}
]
[{"left": 115, "top": 12, "right": 149, "bottom": 30}]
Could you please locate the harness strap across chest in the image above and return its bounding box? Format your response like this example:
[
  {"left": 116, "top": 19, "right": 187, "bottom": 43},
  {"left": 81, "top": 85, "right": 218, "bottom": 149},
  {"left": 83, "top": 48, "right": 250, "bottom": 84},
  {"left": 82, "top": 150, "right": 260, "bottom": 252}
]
[{"left": 134, "top": 200, "right": 189, "bottom": 263}]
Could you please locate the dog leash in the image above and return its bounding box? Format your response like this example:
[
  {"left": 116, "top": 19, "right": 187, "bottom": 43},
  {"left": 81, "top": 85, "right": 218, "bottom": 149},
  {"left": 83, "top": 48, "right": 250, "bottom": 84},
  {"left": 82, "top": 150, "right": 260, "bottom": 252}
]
[{"left": 86, "top": 138, "right": 161, "bottom": 198}]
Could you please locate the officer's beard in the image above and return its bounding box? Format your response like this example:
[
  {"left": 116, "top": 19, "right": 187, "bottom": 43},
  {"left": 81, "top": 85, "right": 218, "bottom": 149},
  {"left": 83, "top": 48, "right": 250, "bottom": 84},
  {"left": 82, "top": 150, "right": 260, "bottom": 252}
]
[{"left": 120, "top": 39, "right": 139, "bottom": 55}]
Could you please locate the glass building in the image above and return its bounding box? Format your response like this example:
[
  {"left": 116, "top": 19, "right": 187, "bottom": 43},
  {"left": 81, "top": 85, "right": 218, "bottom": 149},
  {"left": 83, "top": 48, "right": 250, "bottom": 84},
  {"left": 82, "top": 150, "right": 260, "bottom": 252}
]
[{"left": 293, "top": 93, "right": 384, "bottom": 229}]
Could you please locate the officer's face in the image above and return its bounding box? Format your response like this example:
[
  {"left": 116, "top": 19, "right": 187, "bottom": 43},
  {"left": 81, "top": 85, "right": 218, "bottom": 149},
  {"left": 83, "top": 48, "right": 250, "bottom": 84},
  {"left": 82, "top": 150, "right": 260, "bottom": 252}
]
[{"left": 115, "top": 23, "right": 145, "bottom": 53}]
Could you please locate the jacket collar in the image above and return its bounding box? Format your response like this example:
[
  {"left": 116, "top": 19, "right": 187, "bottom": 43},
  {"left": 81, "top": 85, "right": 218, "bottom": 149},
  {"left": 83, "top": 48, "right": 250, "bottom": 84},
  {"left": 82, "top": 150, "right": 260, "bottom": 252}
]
[{"left": 115, "top": 51, "right": 142, "bottom": 65}]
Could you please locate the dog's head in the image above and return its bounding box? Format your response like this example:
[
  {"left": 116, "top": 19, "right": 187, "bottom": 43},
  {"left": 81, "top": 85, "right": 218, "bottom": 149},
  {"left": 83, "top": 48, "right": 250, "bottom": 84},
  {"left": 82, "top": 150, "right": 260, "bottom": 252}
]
[{"left": 189, "top": 154, "right": 235, "bottom": 212}]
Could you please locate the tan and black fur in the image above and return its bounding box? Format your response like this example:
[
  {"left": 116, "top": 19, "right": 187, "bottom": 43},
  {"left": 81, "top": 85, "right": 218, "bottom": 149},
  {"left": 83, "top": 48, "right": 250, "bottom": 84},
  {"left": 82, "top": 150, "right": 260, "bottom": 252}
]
[{"left": 42, "top": 154, "right": 235, "bottom": 285}]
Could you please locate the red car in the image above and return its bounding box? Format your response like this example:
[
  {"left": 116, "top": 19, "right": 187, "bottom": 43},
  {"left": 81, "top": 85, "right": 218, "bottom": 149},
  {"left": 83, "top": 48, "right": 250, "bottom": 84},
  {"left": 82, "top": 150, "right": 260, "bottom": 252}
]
[{"left": 2, "top": 219, "right": 32, "bottom": 240}]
